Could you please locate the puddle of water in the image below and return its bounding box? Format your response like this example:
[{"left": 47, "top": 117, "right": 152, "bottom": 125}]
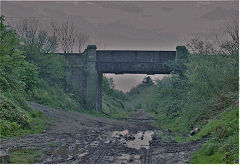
[
  {"left": 111, "top": 129, "right": 154, "bottom": 150},
  {"left": 132, "top": 155, "right": 141, "bottom": 163},
  {"left": 112, "top": 130, "right": 129, "bottom": 138},
  {"left": 126, "top": 131, "right": 154, "bottom": 150},
  {"left": 114, "top": 153, "right": 131, "bottom": 164},
  {"left": 79, "top": 152, "right": 88, "bottom": 157}
]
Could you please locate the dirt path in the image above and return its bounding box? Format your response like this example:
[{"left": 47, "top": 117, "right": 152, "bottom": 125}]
[{"left": 0, "top": 103, "right": 206, "bottom": 163}]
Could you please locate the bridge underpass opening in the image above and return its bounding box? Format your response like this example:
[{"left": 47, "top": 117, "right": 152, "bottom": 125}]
[{"left": 103, "top": 74, "right": 171, "bottom": 93}]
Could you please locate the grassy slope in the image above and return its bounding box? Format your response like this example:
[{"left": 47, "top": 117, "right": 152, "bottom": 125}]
[
  {"left": 102, "top": 92, "right": 134, "bottom": 119},
  {"left": 191, "top": 105, "right": 239, "bottom": 164},
  {"left": 125, "top": 84, "right": 190, "bottom": 140},
  {"left": 28, "top": 80, "right": 84, "bottom": 112},
  {"left": 0, "top": 94, "right": 48, "bottom": 139},
  {"left": 126, "top": 85, "right": 155, "bottom": 112},
  {"left": 1, "top": 80, "right": 131, "bottom": 163},
  {"left": 1, "top": 75, "right": 130, "bottom": 139},
  {"left": 8, "top": 148, "right": 43, "bottom": 163},
  {"left": 126, "top": 84, "right": 239, "bottom": 163}
]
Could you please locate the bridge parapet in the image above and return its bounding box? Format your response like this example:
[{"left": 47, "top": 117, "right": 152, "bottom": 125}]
[
  {"left": 96, "top": 50, "right": 176, "bottom": 74},
  {"left": 97, "top": 50, "right": 176, "bottom": 62}
]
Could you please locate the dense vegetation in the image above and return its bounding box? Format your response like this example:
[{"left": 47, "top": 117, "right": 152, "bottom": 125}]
[
  {"left": 0, "top": 15, "right": 129, "bottom": 138},
  {"left": 0, "top": 16, "right": 47, "bottom": 138},
  {"left": 126, "top": 76, "right": 155, "bottom": 110},
  {"left": 126, "top": 20, "right": 239, "bottom": 163},
  {"left": 13, "top": 17, "right": 83, "bottom": 112},
  {"left": 101, "top": 77, "right": 131, "bottom": 118}
]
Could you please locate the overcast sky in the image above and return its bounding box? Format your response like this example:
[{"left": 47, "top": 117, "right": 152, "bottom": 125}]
[{"left": 1, "top": 1, "right": 238, "bottom": 91}]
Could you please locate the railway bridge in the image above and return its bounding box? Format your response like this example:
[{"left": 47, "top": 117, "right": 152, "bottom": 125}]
[{"left": 64, "top": 45, "right": 187, "bottom": 111}]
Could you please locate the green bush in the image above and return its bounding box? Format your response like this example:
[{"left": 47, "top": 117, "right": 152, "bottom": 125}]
[
  {"left": 102, "top": 76, "right": 130, "bottom": 116},
  {"left": 0, "top": 16, "right": 38, "bottom": 94},
  {"left": 0, "top": 93, "right": 48, "bottom": 138},
  {"left": 28, "top": 80, "right": 83, "bottom": 111},
  {"left": 149, "top": 50, "right": 238, "bottom": 134},
  {"left": 0, "top": 15, "right": 48, "bottom": 138}
]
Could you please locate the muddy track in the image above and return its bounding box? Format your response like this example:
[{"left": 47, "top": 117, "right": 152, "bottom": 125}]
[{"left": 0, "top": 102, "right": 207, "bottom": 163}]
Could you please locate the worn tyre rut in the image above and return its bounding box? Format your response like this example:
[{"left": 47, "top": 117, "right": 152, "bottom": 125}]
[{"left": 0, "top": 102, "right": 206, "bottom": 164}]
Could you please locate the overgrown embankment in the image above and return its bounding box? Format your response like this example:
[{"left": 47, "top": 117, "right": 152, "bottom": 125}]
[
  {"left": 191, "top": 104, "right": 238, "bottom": 163},
  {"left": 0, "top": 15, "right": 129, "bottom": 138},
  {"left": 126, "top": 31, "right": 239, "bottom": 163},
  {"left": 0, "top": 16, "right": 48, "bottom": 138},
  {"left": 101, "top": 77, "right": 131, "bottom": 118}
]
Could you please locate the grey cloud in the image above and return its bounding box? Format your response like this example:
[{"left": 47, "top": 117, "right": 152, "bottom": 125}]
[
  {"left": 43, "top": 9, "right": 66, "bottom": 18},
  {"left": 95, "top": 2, "right": 143, "bottom": 14},
  {"left": 2, "top": 1, "right": 237, "bottom": 51},
  {"left": 196, "top": 1, "right": 214, "bottom": 7},
  {"left": 161, "top": 7, "right": 173, "bottom": 12},
  {"left": 2, "top": 2, "right": 42, "bottom": 17},
  {"left": 67, "top": 15, "right": 97, "bottom": 33},
  {"left": 200, "top": 7, "right": 238, "bottom": 21},
  {"left": 96, "top": 20, "right": 177, "bottom": 43},
  {"left": 140, "top": 14, "right": 152, "bottom": 18}
]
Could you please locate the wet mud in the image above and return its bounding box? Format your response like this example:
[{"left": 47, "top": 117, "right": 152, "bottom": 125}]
[{"left": 0, "top": 102, "right": 206, "bottom": 163}]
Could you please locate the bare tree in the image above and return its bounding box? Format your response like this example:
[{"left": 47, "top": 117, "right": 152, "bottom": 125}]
[
  {"left": 221, "top": 17, "right": 239, "bottom": 55},
  {"left": 185, "top": 34, "right": 216, "bottom": 54},
  {"left": 185, "top": 17, "right": 239, "bottom": 56},
  {"left": 16, "top": 18, "right": 40, "bottom": 45},
  {"left": 16, "top": 18, "right": 90, "bottom": 53},
  {"left": 50, "top": 20, "right": 76, "bottom": 53},
  {"left": 15, "top": 18, "right": 57, "bottom": 53},
  {"left": 76, "top": 31, "right": 89, "bottom": 53}
]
